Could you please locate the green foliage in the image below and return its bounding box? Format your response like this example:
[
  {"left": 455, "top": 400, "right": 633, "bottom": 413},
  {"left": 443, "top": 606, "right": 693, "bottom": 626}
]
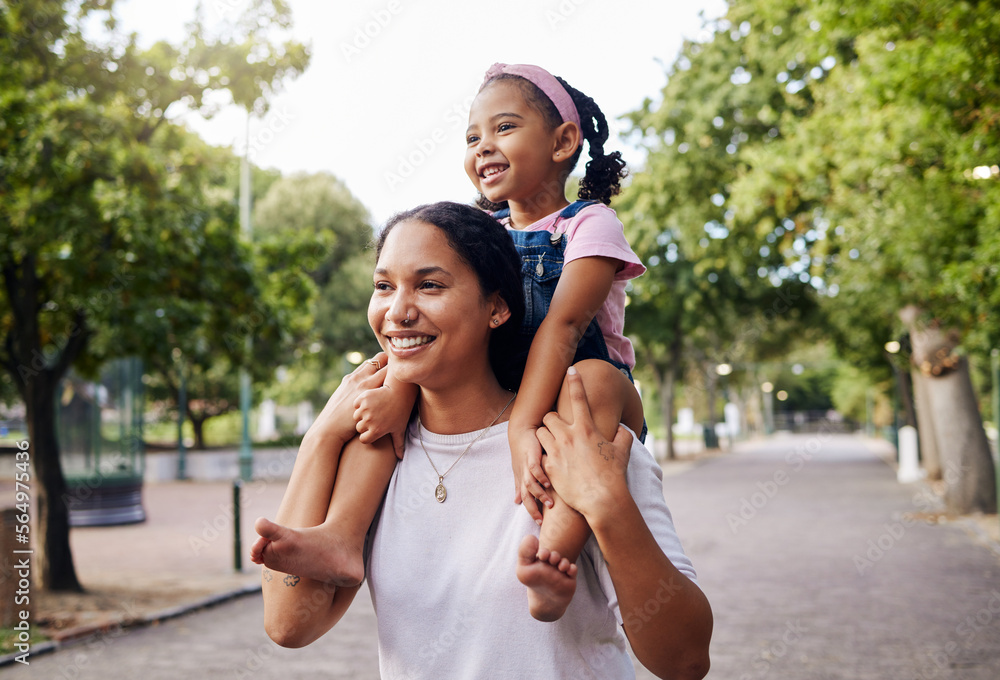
[
  {"left": 133, "top": 155, "right": 322, "bottom": 447},
  {"left": 619, "top": 8, "right": 821, "bottom": 420},
  {"left": 0, "top": 0, "right": 311, "bottom": 585},
  {"left": 728, "top": 0, "right": 1000, "bottom": 369},
  {"left": 253, "top": 172, "right": 380, "bottom": 405},
  {"left": 830, "top": 363, "right": 886, "bottom": 424},
  {"left": 623, "top": 0, "right": 1000, "bottom": 430},
  {"left": 1, "top": 0, "right": 312, "bottom": 387}
]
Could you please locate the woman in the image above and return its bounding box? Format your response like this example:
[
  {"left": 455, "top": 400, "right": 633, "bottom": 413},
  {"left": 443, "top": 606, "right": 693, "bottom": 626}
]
[{"left": 253, "top": 202, "right": 712, "bottom": 679}]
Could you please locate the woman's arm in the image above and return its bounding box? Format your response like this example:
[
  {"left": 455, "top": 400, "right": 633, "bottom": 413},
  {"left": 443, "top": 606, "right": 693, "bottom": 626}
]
[
  {"left": 537, "top": 368, "right": 713, "bottom": 680},
  {"left": 509, "top": 254, "right": 618, "bottom": 513},
  {"left": 257, "top": 356, "right": 388, "bottom": 648}
]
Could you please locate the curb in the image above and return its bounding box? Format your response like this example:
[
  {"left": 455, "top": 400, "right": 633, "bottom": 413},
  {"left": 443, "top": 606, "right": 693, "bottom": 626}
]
[
  {"left": 959, "top": 515, "right": 1000, "bottom": 560},
  {"left": 0, "top": 582, "right": 262, "bottom": 667}
]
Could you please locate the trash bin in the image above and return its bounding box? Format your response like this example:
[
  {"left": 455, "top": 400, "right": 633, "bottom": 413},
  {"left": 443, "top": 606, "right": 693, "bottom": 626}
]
[
  {"left": 703, "top": 424, "right": 719, "bottom": 450},
  {"left": 65, "top": 472, "right": 146, "bottom": 526}
]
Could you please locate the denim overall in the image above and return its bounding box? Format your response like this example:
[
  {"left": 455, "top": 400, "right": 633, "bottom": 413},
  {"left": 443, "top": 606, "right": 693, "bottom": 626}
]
[{"left": 496, "top": 201, "right": 646, "bottom": 442}]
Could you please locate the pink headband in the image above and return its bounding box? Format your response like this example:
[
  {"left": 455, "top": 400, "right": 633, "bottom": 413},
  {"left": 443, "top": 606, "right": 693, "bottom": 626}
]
[{"left": 481, "top": 63, "right": 581, "bottom": 132}]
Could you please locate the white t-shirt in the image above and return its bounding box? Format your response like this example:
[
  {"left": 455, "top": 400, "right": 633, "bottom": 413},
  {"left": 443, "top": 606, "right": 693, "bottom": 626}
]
[{"left": 366, "top": 421, "right": 696, "bottom": 679}]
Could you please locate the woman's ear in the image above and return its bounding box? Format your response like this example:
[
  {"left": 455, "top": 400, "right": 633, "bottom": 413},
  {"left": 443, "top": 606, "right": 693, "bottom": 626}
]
[
  {"left": 488, "top": 294, "right": 512, "bottom": 327},
  {"left": 552, "top": 121, "right": 581, "bottom": 162}
]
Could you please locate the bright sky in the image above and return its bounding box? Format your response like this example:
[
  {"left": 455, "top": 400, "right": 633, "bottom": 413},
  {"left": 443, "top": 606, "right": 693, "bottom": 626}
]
[{"left": 116, "top": 0, "right": 726, "bottom": 224}]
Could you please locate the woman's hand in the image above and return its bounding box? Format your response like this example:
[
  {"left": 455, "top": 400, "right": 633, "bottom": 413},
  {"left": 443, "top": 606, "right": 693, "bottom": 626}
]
[
  {"left": 305, "top": 352, "right": 389, "bottom": 449},
  {"left": 535, "top": 366, "right": 633, "bottom": 520}
]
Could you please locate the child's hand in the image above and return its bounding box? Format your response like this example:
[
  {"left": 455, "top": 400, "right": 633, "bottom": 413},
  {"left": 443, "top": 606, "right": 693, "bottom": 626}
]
[
  {"left": 509, "top": 423, "right": 554, "bottom": 524},
  {"left": 354, "top": 373, "right": 411, "bottom": 459},
  {"left": 307, "top": 352, "right": 388, "bottom": 446}
]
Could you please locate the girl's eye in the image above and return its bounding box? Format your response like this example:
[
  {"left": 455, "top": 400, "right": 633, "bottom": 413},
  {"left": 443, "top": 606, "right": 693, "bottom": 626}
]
[
  {"left": 466, "top": 134, "right": 480, "bottom": 145},
  {"left": 497, "top": 122, "right": 514, "bottom": 133}
]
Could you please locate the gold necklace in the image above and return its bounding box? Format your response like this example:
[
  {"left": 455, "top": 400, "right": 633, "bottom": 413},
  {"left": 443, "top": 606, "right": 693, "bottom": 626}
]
[{"left": 418, "top": 391, "right": 516, "bottom": 503}]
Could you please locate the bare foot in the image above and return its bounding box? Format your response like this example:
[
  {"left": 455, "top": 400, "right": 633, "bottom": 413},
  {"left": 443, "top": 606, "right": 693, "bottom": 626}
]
[
  {"left": 250, "top": 517, "right": 365, "bottom": 587},
  {"left": 516, "top": 534, "right": 578, "bottom": 622}
]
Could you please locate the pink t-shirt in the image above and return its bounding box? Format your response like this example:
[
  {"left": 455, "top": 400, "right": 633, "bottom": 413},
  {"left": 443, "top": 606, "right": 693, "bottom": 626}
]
[{"left": 505, "top": 203, "right": 645, "bottom": 369}]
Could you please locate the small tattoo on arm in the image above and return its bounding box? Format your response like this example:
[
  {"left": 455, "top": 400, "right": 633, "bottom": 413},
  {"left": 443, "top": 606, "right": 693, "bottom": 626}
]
[
  {"left": 283, "top": 575, "right": 301, "bottom": 587},
  {"left": 263, "top": 569, "right": 273, "bottom": 582},
  {"left": 597, "top": 441, "right": 614, "bottom": 462}
]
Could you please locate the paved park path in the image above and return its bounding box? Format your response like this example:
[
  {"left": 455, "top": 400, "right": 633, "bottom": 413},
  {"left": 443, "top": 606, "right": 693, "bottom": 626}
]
[{"left": 7, "top": 434, "right": 1000, "bottom": 679}]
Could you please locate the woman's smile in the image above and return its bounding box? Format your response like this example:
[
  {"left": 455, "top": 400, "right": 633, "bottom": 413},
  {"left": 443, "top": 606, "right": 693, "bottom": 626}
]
[{"left": 388, "top": 335, "right": 434, "bottom": 350}]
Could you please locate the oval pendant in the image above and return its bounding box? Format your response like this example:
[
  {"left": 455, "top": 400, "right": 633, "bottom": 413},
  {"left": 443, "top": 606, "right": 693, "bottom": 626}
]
[
  {"left": 535, "top": 260, "right": 544, "bottom": 277},
  {"left": 435, "top": 482, "right": 447, "bottom": 503}
]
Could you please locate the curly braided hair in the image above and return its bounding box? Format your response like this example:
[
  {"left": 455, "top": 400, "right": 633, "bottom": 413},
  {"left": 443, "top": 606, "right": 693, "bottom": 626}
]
[
  {"left": 555, "top": 76, "right": 628, "bottom": 205},
  {"left": 475, "top": 73, "right": 627, "bottom": 212}
]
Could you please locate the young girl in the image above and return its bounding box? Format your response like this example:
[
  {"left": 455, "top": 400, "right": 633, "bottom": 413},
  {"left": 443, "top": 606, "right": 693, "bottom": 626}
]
[
  {"left": 251, "top": 62, "right": 646, "bottom": 624},
  {"left": 465, "top": 63, "right": 645, "bottom": 621}
]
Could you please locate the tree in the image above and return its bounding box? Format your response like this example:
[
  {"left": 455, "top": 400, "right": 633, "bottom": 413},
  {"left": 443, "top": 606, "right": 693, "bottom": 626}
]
[
  {"left": 0, "top": 0, "right": 309, "bottom": 590},
  {"left": 620, "top": 10, "right": 819, "bottom": 457},
  {"left": 131, "top": 152, "right": 316, "bottom": 450},
  {"left": 727, "top": 0, "right": 998, "bottom": 513},
  {"left": 252, "top": 172, "right": 380, "bottom": 407}
]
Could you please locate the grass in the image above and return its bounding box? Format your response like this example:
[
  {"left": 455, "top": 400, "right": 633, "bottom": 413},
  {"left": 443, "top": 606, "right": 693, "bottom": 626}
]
[
  {"left": 144, "top": 411, "right": 303, "bottom": 449},
  {"left": 0, "top": 625, "right": 49, "bottom": 657}
]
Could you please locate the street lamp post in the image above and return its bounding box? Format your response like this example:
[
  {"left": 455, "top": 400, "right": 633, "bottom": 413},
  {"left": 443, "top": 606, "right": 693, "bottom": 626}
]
[
  {"left": 715, "top": 363, "right": 733, "bottom": 448},
  {"left": 884, "top": 341, "right": 902, "bottom": 450},
  {"left": 177, "top": 353, "right": 187, "bottom": 481},
  {"left": 238, "top": 114, "right": 254, "bottom": 482},
  {"left": 992, "top": 348, "right": 999, "bottom": 530}
]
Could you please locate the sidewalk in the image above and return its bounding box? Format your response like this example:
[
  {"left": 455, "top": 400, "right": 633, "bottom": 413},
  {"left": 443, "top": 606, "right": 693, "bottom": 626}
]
[
  {"left": 1, "top": 447, "right": 296, "bottom": 659},
  {"left": 3, "top": 435, "right": 1000, "bottom": 678},
  {"left": 661, "top": 433, "right": 1000, "bottom": 680}
]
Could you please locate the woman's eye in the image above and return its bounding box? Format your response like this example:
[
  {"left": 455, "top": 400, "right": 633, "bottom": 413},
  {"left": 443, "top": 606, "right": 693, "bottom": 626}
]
[
  {"left": 419, "top": 281, "right": 442, "bottom": 290},
  {"left": 373, "top": 281, "right": 391, "bottom": 291}
]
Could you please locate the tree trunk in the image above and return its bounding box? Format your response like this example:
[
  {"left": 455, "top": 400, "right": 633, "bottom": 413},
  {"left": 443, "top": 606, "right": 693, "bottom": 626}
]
[
  {"left": 25, "top": 375, "right": 83, "bottom": 592},
  {"left": 189, "top": 412, "right": 208, "bottom": 450},
  {"left": 705, "top": 364, "right": 719, "bottom": 430},
  {"left": 656, "top": 364, "right": 677, "bottom": 461},
  {"left": 924, "top": 357, "right": 996, "bottom": 514},
  {"left": 896, "top": 366, "right": 917, "bottom": 429},
  {"left": 911, "top": 369, "right": 941, "bottom": 479},
  {"left": 903, "top": 307, "right": 996, "bottom": 514},
  {"left": 3, "top": 253, "right": 84, "bottom": 592},
  {"left": 649, "top": 339, "right": 682, "bottom": 461}
]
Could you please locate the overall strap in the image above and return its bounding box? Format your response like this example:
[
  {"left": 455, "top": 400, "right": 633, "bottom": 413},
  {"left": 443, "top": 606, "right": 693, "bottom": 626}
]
[
  {"left": 494, "top": 201, "right": 594, "bottom": 222},
  {"left": 558, "top": 200, "right": 598, "bottom": 218}
]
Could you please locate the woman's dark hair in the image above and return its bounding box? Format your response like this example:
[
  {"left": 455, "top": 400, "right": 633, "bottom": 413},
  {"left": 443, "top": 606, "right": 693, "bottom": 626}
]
[
  {"left": 475, "top": 73, "right": 628, "bottom": 212},
  {"left": 374, "top": 202, "right": 526, "bottom": 391}
]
